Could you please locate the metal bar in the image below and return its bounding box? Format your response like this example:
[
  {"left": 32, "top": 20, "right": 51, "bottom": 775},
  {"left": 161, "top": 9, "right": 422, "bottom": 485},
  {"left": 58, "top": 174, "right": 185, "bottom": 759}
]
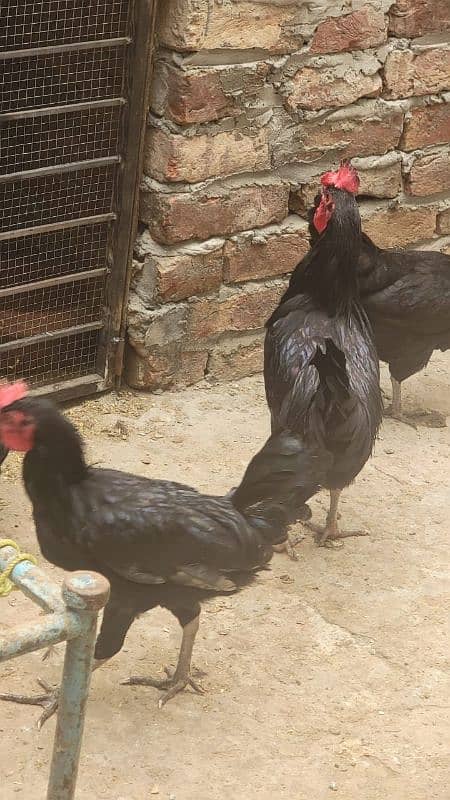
[
  {"left": 0, "top": 321, "right": 104, "bottom": 354},
  {"left": 0, "top": 214, "right": 116, "bottom": 242},
  {"left": 0, "top": 268, "right": 109, "bottom": 300},
  {"left": 0, "top": 612, "right": 82, "bottom": 662},
  {"left": 105, "top": 0, "right": 159, "bottom": 384},
  {"left": 0, "top": 157, "right": 121, "bottom": 185},
  {"left": 47, "top": 572, "right": 110, "bottom": 800},
  {"left": 0, "top": 98, "right": 126, "bottom": 122},
  {"left": 29, "top": 374, "right": 108, "bottom": 402},
  {"left": 0, "top": 545, "right": 64, "bottom": 612},
  {"left": 0, "top": 38, "right": 131, "bottom": 60}
]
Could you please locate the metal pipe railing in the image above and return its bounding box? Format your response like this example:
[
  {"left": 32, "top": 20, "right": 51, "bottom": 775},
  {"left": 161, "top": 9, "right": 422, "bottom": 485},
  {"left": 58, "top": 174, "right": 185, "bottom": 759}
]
[{"left": 0, "top": 543, "right": 110, "bottom": 800}]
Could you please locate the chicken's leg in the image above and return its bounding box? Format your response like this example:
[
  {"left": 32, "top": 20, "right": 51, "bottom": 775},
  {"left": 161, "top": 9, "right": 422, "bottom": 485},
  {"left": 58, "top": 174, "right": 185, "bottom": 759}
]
[
  {"left": 306, "top": 489, "right": 368, "bottom": 547},
  {"left": 384, "top": 377, "right": 416, "bottom": 427},
  {"left": 385, "top": 375, "right": 446, "bottom": 429},
  {"left": 0, "top": 658, "right": 108, "bottom": 729},
  {"left": 122, "top": 614, "right": 205, "bottom": 707}
]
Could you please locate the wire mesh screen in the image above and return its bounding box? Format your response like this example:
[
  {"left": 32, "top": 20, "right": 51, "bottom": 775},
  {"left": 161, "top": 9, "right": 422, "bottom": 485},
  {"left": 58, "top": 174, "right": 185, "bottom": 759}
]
[
  {"left": 0, "top": 329, "right": 100, "bottom": 385},
  {"left": 1, "top": 1, "right": 130, "bottom": 51},
  {"left": 0, "top": 166, "right": 116, "bottom": 232},
  {"left": 0, "top": 224, "right": 110, "bottom": 287},
  {"left": 0, "top": 48, "right": 126, "bottom": 114},
  {"left": 0, "top": 275, "right": 105, "bottom": 344},
  {"left": 1, "top": 105, "right": 122, "bottom": 174},
  {"left": 0, "top": 0, "right": 143, "bottom": 394}
]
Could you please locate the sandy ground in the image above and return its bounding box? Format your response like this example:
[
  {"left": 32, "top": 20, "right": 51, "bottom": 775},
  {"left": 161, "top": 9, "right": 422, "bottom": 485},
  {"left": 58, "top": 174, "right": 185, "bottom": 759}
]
[{"left": 0, "top": 354, "right": 449, "bottom": 800}]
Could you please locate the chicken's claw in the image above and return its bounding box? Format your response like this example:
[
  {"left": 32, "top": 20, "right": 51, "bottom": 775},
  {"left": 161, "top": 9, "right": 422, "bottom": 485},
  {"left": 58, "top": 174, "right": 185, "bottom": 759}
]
[
  {"left": 122, "top": 666, "right": 205, "bottom": 707},
  {"left": 0, "top": 678, "right": 59, "bottom": 729},
  {"left": 383, "top": 405, "right": 418, "bottom": 429},
  {"left": 272, "top": 527, "right": 306, "bottom": 560},
  {"left": 306, "top": 520, "right": 368, "bottom": 548},
  {"left": 41, "top": 645, "right": 57, "bottom": 662}
]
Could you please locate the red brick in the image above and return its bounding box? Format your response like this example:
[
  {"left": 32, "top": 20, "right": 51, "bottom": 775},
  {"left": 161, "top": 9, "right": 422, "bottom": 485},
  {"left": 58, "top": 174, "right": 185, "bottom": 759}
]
[
  {"left": 157, "top": 68, "right": 234, "bottom": 125},
  {"left": 406, "top": 150, "right": 450, "bottom": 197},
  {"left": 152, "top": 246, "right": 223, "bottom": 303},
  {"left": 223, "top": 219, "right": 310, "bottom": 283},
  {"left": 278, "top": 102, "right": 404, "bottom": 165},
  {"left": 207, "top": 332, "right": 264, "bottom": 382},
  {"left": 125, "top": 341, "right": 181, "bottom": 390},
  {"left": 145, "top": 127, "right": 270, "bottom": 184},
  {"left": 437, "top": 208, "right": 450, "bottom": 235},
  {"left": 401, "top": 101, "right": 450, "bottom": 151},
  {"left": 188, "top": 282, "right": 286, "bottom": 340},
  {"left": 383, "top": 47, "right": 450, "bottom": 100},
  {"left": 125, "top": 342, "right": 208, "bottom": 390},
  {"left": 174, "top": 350, "right": 209, "bottom": 388},
  {"left": 141, "top": 181, "right": 289, "bottom": 244},
  {"left": 152, "top": 62, "right": 271, "bottom": 125},
  {"left": 361, "top": 204, "right": 437, "bottom": 248},
  {"left": 285, "top": 62, "right": 381, "bottom": 112},
  {"left": 158, "top": 0, "right": 303, "bottom": 54},
  {"left": 310, "top": 7, "right": 387, "bottom": 54},
  {"left": 388, "top": 0, "right": 450, "bottom": 38}
]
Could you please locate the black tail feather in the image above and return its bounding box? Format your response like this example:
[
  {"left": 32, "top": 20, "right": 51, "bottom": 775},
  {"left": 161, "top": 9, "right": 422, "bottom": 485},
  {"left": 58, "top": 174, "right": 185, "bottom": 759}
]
[{"left": 230, "top": 431, "right": 329, "bottom": 515}]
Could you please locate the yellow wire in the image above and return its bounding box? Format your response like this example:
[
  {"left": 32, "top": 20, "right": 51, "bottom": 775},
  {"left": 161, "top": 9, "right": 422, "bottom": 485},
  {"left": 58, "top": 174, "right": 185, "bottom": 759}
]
[{"left": 0, "top": 539, "right": 38, "bottom": 597}]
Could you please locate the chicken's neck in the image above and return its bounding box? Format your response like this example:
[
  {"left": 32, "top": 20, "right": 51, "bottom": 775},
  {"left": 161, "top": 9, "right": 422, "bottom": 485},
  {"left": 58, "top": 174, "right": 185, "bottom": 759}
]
[
  {"left": 287, "top": 192, "right": 362, "bottom": 317},
  {"left": 23, "top": 417, "right": 88, "bottom": 500}
]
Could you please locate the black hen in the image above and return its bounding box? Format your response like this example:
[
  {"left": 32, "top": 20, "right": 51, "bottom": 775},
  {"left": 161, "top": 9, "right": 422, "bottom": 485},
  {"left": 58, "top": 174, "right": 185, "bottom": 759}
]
[
  {"left": 0, "top": 383, "right": 324, "bottom": 725},
  {"left": 309, "top": 191, "right": 450, "bottom": 427},
  {"left": 265, "top": 162, "right": 382, "bottom": 554}
]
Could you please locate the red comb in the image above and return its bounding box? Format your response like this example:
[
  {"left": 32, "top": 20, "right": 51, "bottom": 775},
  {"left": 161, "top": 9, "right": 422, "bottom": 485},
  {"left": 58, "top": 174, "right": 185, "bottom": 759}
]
[
  {"left": 0, "top": 381, "right": 28, "bottom": 409},
  {"left": 320, "top": 161, "right": 360, "bottom": 194}
]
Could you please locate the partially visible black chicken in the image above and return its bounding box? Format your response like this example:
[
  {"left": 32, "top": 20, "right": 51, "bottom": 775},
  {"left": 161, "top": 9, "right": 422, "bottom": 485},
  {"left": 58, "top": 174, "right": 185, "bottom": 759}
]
[
  {"left": 0, "top": 445, "right": 8, "bottom": 470},
  {"left": 265, "top": 162, "right": 382, "bottom": 554},
  {"left": 0, "top": 382, "right": 325, "bottom": 726},
  {"left": 308, "top": 187, "right": 450, "bottom": 427}
]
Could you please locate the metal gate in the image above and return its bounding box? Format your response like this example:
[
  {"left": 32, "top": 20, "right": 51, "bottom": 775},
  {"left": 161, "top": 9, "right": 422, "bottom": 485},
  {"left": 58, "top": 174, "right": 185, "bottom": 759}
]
[{"left": 0, "top": 0, "right": 156, "bottom": 401}]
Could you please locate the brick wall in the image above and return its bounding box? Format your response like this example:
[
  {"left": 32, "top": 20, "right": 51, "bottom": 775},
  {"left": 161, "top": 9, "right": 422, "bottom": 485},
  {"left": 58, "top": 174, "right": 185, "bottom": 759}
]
[{"left": 125, "top": 0, "right": 450, "bottom": 391}]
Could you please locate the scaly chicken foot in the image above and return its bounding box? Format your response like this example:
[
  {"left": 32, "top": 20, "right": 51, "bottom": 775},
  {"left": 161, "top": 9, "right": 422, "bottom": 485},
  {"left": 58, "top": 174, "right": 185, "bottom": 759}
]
[
  {"left": 0, "top": 658, "right": 108, "bottom": 729},
  {"left": 123, "top": 666, "right": 205, "bottom": 708},
  {"left": 306, "top": 520, "right": 368, "bottom": 548},
  {"left": 384, "top": 377, "right": 417, "bottom": 429},
  {"left": 0, "top": 678, "right": 59, "bottom": 730},
  {"left": 122, "top": 615, "right": 204, "bottom": 708},
  {"left": 385, "top": 378, "right": 447, "bottom": 428},
  {"left": 272, "top": 528, "right": 306, "bottom": 560},
  {"left": 306, "top": 489, "right": 368, "bottom": 548}
]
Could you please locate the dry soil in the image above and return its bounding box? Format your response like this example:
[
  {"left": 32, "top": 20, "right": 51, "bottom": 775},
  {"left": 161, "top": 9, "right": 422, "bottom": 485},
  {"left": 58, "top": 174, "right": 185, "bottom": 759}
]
[{"left": 0, "top": 355, "right": 449, "bottom": 800}]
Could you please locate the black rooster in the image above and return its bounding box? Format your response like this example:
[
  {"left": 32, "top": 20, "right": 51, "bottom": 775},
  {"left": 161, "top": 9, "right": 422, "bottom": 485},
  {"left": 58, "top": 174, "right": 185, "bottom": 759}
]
[
  {"left": 0, "top": 382, "right": 325, "bottom": 726},
  {"left": 265, "top": 162, "right": 382, "bottom": 554},
  {"left": 308, "top": 189, "right": 450, "bottom": 427}
]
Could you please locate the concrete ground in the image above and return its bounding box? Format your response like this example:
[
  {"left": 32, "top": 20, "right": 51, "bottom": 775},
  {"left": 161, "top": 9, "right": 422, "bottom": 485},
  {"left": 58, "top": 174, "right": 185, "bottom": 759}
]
[{"left": 0, "top": 353, "right": 449, "bottom": 800}]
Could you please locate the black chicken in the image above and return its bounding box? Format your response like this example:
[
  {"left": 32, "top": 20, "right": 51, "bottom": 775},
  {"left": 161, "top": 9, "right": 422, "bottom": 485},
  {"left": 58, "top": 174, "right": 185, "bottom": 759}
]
[
  {"left": 265, "top": 162, "right": 383, "bottom": 554},
  {"left": 0, "top": 382, "right": 325, "bottom": 726},
  {"left": 308, "top": 185, "right": 450, "bottom": 427},
  {"left": 0, "top": 445, "right": 8, "bottom": 470}
]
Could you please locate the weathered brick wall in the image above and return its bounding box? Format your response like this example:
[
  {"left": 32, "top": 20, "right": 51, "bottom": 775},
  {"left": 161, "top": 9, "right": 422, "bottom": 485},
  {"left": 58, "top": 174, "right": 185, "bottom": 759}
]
[{"left": 126, "top": 0, "right": 450, "bottom": 391}]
